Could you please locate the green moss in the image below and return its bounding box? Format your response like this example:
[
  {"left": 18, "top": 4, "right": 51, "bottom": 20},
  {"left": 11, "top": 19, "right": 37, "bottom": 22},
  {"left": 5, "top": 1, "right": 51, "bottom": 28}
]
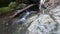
[{"left": 0, "top": 7, "right": 11, "bottom": 12}]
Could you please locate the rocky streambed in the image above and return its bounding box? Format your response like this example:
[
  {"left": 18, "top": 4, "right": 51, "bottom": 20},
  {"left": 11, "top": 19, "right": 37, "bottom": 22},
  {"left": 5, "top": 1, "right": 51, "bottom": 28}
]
[{"left": 1, "top": 5, "right": 60, "bottom": 34}]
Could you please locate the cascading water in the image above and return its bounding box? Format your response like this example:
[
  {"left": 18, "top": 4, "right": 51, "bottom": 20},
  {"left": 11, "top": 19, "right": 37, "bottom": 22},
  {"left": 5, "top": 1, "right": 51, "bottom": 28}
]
[
  {"left": 14, "top": 11, "right": 31, "bottom": 25},
  {"left": 7, "top": 10, "right": 37, "bottom": 29}
]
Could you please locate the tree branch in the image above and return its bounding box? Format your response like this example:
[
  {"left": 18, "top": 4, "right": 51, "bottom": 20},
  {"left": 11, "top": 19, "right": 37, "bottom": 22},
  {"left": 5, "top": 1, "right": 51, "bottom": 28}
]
[{"left": 10, "top": 4, "right": 35, "bottom": 18}]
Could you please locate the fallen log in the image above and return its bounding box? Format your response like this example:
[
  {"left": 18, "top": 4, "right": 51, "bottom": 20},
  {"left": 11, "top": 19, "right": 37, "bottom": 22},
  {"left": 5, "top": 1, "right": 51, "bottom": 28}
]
[{"left": 10, "top": 4, "right": 35, "bottom": 18}]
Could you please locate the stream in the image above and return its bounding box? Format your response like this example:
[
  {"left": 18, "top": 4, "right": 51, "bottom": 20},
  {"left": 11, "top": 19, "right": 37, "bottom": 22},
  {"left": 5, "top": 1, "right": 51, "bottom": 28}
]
[{"left": 0, "top": 9, "right": 38, "bottom": 34}]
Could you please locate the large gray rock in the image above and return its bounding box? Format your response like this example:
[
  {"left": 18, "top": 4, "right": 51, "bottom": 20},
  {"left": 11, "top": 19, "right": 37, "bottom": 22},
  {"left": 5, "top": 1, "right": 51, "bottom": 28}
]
[
  {"left": 27, "top": 6, "right": 60, "bottom": 34},
  {"left": 27, "top": 14, "right": 57, "bottom": 34}
]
